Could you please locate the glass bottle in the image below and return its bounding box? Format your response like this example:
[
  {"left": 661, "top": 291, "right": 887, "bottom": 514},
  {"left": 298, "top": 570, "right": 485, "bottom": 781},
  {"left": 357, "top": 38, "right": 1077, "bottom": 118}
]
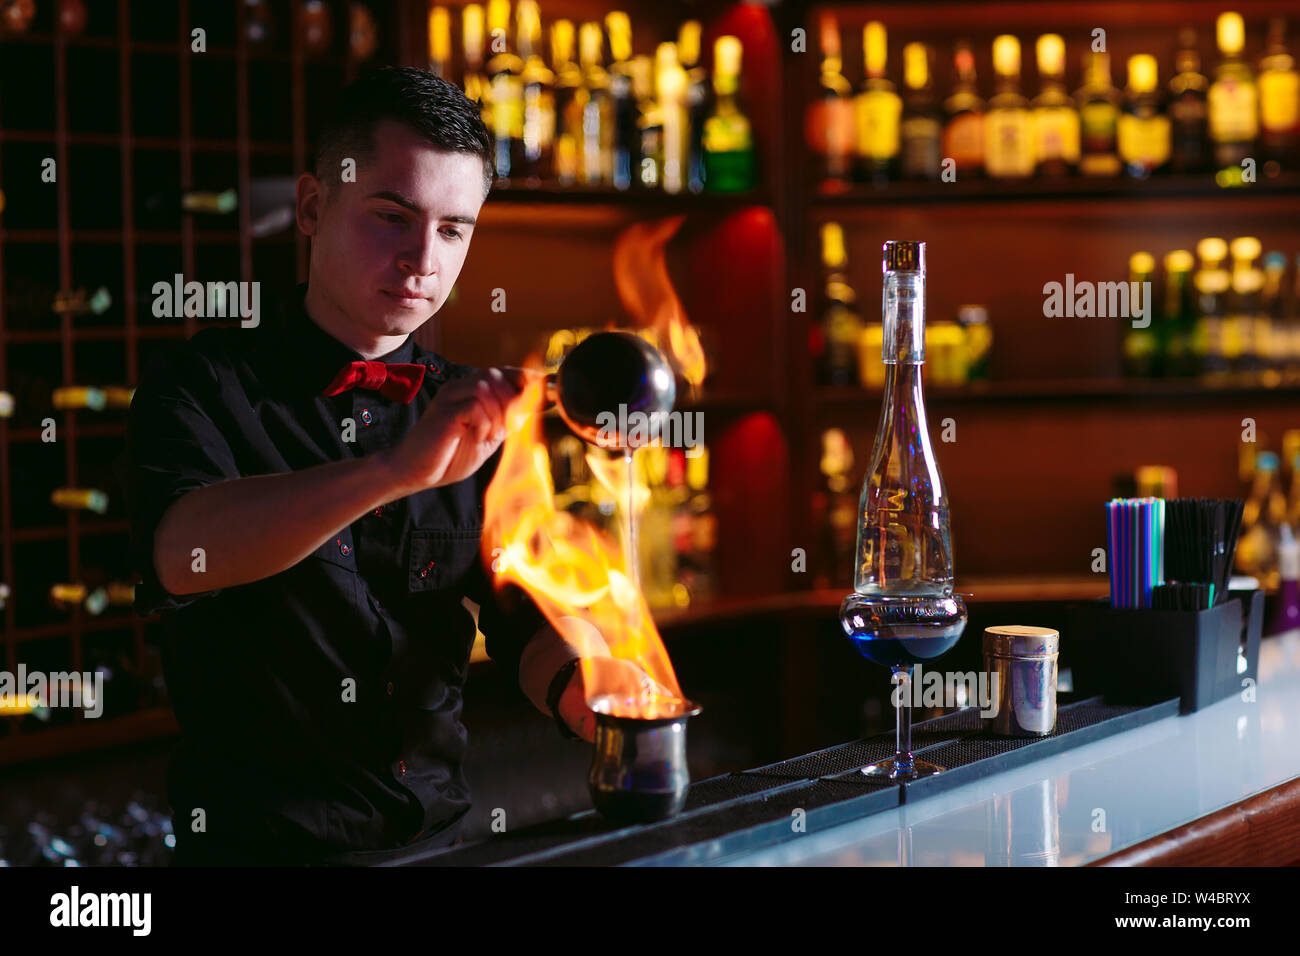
[
  {"left": 485, "top": 0, "right": 523, "bottom": 184},
  {"left": 1031, "top": 34, "right": 1080, "bottom": 177},
  {"left": 813, "top": 13, "right": 856, "bottom": 188},
  {"left": 678, "top": 20, "right": 709, "bottom": 194},
  {"left": 984, "top": 35, "right": 1035, "bottom": 179},
  {"left": 1259, "top": 17, "right": 1300, "bottom": 170},
  {"left": 854, "top": 21, "right": 901, "bottom": 185},
  {"left": 1118, "top": 54, "right": 1171, "bottom": 178},
  {"left": 1075, "top": 50, "right": 1121, "bottom": 177},
  {"left": 702, "top": 35, "right": 756, "bottom": 192},
  {"left": 818, "top": 221, "right": 864, "bottom": 386},
  {"left": 1194, "top": 237, "right": 1231, "bottom": 376},
  {"left": 551, "top": 20, "right": 582, "bottom": 186},
  {"left": 942, "top": 40, "right": 985, "bottom": 178},
  {"left": 577, "top": 21, "right": 614, "bottom": 186},
  {"left": 517, "top": 0, "right": 554, "bottom": 187},
  {"left": 605, "top": 11, "right": 635, "bottom": 191},
  {"left": 1162, "top": 249, "right": 1197, "bottom": 377},
  {"left": 1169, "top": 28, "right": 1210, "bottom": 173},
  {"left": 1122, "top": 251, "right": 1158, "bottom": 377},
  {"left": 1209, "top": 11, "right": 1258, "bottom": 180},
  {"left": 840, "top": 240, "right": 968, "bottom": 781},
  {"left": 900, "top": 42, "right": 943, "bottom": 180},
  {"left": 1237, "top": 450, "right": 1287, "bottom": 589}
]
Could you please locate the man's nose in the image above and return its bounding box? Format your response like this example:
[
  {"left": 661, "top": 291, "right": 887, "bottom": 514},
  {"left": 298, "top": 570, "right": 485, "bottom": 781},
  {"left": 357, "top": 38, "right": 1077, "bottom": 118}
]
[{"left": 397, "top": 224, "right": 440, "bottom": 276}]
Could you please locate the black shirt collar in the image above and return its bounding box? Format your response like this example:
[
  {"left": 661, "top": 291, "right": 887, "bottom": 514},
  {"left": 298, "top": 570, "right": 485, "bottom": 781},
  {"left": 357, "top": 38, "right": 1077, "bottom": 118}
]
[{"left": 274, "top": 283, "right": 424, "bottom": 396}]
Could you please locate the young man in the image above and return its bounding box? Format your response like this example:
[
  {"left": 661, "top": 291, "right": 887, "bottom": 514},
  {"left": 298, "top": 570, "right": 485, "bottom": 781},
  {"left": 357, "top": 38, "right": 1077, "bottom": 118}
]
[{"left": 116, "top": 68, "right": 600, "bottom": 866}]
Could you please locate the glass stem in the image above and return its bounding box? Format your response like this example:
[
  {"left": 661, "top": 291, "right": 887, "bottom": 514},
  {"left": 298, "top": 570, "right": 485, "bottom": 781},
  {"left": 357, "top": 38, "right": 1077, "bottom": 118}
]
[{"left": 893, "top": 664, "right": 915, "bottom": 774}]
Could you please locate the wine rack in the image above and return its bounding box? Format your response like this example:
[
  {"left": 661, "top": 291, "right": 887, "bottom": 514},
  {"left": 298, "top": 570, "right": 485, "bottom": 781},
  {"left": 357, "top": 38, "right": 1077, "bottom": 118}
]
[{"left": 0, "top": 0, "right": 417, "bottom": 764}]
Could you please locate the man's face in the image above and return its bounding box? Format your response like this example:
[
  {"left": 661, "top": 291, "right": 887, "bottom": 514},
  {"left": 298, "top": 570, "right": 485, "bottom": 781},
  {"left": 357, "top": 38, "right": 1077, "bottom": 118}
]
[{"left": 298, "top": 118, "right": 487, "bottom": 339}]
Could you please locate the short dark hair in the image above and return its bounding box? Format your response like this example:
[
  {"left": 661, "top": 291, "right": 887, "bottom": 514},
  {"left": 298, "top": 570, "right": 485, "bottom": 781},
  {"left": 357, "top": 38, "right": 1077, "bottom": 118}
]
[{"left": 312, "top": 66, "right": 494, "bottom": 196}]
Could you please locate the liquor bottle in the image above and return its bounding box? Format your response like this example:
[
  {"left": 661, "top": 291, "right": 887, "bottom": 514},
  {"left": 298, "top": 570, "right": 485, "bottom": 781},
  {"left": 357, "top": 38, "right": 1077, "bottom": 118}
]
[
  {"left": 551, "top": 20, "right": 581, "bottom": 186},
  {"left": 298, "top": 0, "right": 333, "bottom": 57},
  {"left": 485, "top": 0, "right": 523, "bottom": 183},
  {"left": 50, "top": 583, "right": 108, "bottom": 615},
  {"left": 1259, "top": 18, "right": 1299, "bottom": 170},
  {"left": 1169, "top": 28, "right": 1210, "bottom": 173},
  {"left": 854, "top": 21, "right": 902, "bottom": 185},
  {"left": 984, "top": 35, "right": 1035, "bottom": 179},
  {"left": 1229, "top": 236, "right": 1266, "bottom": 374},
  {"left": 702, "top": 36, "right": 756, "bottom": 193},
  {"left": 818, "top": 221, "right": 864, "bottom": 386},
  {"left": 1209, "top": 11, "right": 1259, "bottom": 180},
  {"left": 1194, "top": 237, "right": 1231, "bottom": 376},
  {"left": 51, "top": 488, "right": 109, "bottom": 514},
  {"left": 52, "top": 386, "right": 107, "bottom": 411},
  {"left": 1075, "top": 51, "right": 1121, "bottom": 177},
  {"left": 678, "top": 21, "right": 709, "bottom": 194},
  {"left": 840, "top": 240, "right": 967, "bottom": 670},
  {"left": 900, "top": 43, "right": 943, "bottom": 180},
  {"left": 517, "top": 0, "right": 554, "bottom": 187},
  {"left": 463, "top": 5, "right": 491, "bottom": 136},
  {"left": 605, "top": 11, "right": 635, "bottom": 191},
  {"left": 1237, "top": 450, "right": 1287, "bottom": 588},
  {"left": 1122, "top": 252, "right": 1158, "bottom": 377},
  {"left": 1031, "top": 34, "right": 1080, "bottom": 177},
  {"left": 577, "top": 22, "right": 614, "bottom": 187},
  {"left": 1162, "top": 249, "right": 1197, "bottom": 377},
  {"left": 631, "top": 55, "right": 662, "bottom": 190},
  {"left": 812, "top": 13, "right": 855, "bottom": 188},
  {"left": 942, "top": 40, "right": 985, "bottom": 178},
  {"left": 427, "top": 6, "right": 450, "bottom": 77},
  {"left": 817, "top": 427, "right": 856, "bottom": 590},
  {"left": 349, "top": 2, "right": 378, "bottom": 61},
  {"left": 1262, "top": 251, "right": 1288, "bottom": 373},
  {"left": 1118, "top": 54, "right": 1171, "bottom": 178},
  {"left": 956, "top": 304, "right": 992, "bottom": 380},
  {"left": 656, "top": 42, "right": 688, "bottom": 194},
  {"left": 684, "top": 446, "right": 716, "bottom": 602}
]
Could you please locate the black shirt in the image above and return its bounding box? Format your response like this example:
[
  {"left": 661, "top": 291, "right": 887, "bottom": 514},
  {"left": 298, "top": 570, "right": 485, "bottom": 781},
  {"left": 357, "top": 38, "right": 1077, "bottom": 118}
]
[{"left": 116, "top": 283, "right": 548, "bottom": 862}]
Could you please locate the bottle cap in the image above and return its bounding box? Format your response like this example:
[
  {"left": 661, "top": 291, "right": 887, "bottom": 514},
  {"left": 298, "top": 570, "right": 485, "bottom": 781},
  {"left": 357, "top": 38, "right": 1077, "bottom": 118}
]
[
  {"left": 1036, "top": 34, "right": 1064, "bottom": 75},
  {"left": 992, "top": 35, "right": 1020, "bottom": 76},
  {"left": 904, "top": 42, "right": 929, "bottom": 89},
  {"left": 1127, "top": 54, "right": 1158, "bottom": 92},
  {"left": 864, "top": 21, "right": 887, "bottom": 76},
  {"left": 882, "top": 240, "right": 925, "bottom": 273},
  {"left": 1217, "top": 11, "right": 1244, "bottom": 55},
  {"left": 983, "top": 624, "right": 1059, "bottom": 658}
]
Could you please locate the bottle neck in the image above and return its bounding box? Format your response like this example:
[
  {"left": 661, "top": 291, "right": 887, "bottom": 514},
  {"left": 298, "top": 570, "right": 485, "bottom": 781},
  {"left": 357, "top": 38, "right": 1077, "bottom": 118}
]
[{"left": 882, "top": 270, "right": 925, "bottom": 364}]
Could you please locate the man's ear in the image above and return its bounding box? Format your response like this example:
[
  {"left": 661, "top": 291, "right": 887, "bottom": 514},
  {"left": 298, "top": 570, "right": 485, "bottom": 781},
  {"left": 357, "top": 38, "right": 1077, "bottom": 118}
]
[{"left": 296, "top": 171, "right": 324, "bottom": 237}]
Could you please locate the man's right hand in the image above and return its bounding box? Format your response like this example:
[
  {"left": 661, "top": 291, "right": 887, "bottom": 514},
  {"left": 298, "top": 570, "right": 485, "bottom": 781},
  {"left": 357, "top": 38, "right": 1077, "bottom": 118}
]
[{"left": 384, "top": 367, "right": 524, "bottom": 493}]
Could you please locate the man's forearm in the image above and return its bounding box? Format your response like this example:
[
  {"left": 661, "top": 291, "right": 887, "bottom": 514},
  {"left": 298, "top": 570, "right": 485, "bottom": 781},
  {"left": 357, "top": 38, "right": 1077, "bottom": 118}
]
[{"left": 154, "top": 449, "right": 417, "bottom": 595}]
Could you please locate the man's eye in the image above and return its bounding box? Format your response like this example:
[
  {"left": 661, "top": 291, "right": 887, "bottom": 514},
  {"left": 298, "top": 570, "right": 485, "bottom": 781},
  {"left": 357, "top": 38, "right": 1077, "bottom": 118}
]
[{"left": 441, "top": 227, "right": 463, "bottom": 240}]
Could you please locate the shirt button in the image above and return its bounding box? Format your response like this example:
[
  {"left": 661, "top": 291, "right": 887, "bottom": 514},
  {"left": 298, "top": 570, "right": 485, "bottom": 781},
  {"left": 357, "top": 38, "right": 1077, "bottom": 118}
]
[
  {"left": 372, "top": 506, "right": 383, "bottom": 517},
  {"left": 386, "top": 682, "right": 394, "bottom": 696},
  {"left": 337, "top": 538, "right": 351, "bottom": 556},
  {"left": 399, "top": 760, "right": 407, "bottom": 776},
  {"left": 360, "top": 408, "right": 373, "bottom": 426}
]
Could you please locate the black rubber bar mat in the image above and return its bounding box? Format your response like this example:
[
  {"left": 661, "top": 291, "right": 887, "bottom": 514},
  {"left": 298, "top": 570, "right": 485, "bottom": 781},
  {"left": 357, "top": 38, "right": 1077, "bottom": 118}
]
[{"left": 405, "top": 695, "right": 1176, "bottom": 867}]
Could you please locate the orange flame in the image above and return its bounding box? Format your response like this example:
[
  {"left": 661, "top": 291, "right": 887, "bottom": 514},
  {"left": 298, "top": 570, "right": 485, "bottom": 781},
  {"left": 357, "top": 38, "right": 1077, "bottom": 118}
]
[
  {"left": 612, "top": 215, "right": 707, "bottom": 388},
  {"left": 483, "top": 370, "right": 685, "bottom": 718}
]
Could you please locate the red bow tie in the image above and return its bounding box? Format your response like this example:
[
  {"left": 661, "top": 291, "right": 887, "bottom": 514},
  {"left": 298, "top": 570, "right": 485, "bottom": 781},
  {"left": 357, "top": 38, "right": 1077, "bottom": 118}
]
[{"left": 323, "top": 361, "right": 427, "bottom": 404}]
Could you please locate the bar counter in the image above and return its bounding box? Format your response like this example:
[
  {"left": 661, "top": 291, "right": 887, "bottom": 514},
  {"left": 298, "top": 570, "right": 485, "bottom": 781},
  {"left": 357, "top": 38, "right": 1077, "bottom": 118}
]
[{"left": 404, "top": 627, "right": 1300, "bottom": 867}]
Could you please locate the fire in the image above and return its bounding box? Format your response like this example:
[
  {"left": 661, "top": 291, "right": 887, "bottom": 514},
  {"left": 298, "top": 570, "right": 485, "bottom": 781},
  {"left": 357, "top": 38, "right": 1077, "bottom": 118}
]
[
  {"left": 612, "top": 215, "right": 707, "bottom": 389},
  {"left": 483, "top": 371, "right": 685, "bottom": 719}
]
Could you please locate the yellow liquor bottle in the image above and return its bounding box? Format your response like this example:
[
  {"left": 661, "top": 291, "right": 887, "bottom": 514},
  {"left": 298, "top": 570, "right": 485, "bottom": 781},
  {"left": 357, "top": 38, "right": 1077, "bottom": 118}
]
[
  {"left": 462, "top": 5, "right": 491, "bottom": 136},
  {"left": 1228, "top": 236, "right": 1266, "bottom": 373},
  {"left": 1194, "top": 237, "right": 1231, "bottom": 376},
  {"left": 551, "top": 20, "right": 582, "bottom": 185},
  {"left": 702, "top": 36, "right": 756, "bottom": 192},
  {"left": 853, "top": 21, "right": 901, "bottom": 184},
  {"left": 517, "top": 0, "right": 554, "bottom": 185},
  {"left": 984, "top": 35, "right": 1035, "bottom": 178},
  {"left": 656, "top": 42, "right": 689, "bottom": 194},
  {"left": 1075, "top": 51, "right": 1121, "bottom": 176},
  {"left": 427, "top": 5, "right": 450, "bottom": 78},
  {"left": 1118, "top": 54, "right": 1171, "bottom": 178},
  {"left": 577, "top": 22, "right": 614, "bottom": 186},
  {"left": 1259, "top": 17, "right": 1300, "bottom": 168},
  {"left": 485, "top": 0, "right": 524, "bottom": 182},
  {"left": 1031, "top": 34, "right": 1079, "bottom": 176},
  {"left": 1208, "top": 11, "right": 1258, "bottom": 177}
]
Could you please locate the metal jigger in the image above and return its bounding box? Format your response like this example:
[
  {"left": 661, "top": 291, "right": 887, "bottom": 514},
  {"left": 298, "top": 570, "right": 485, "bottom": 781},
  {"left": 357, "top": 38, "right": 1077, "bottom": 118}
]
[
  {"left": 542, "top": 331, "right": 677, "bottom": 449},
  {"left": 588, "top": 694, "right": 702, "bottom": 824}
]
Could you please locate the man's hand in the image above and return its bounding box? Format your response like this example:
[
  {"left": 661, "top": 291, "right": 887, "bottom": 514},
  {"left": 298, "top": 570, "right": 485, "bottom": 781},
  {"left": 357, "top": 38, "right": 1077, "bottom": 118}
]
[
  {"left": 554, "top": 657, "right": 675, "bottom": 743},
  {"left": 383, "top": 367, "right": 524, "bottom": 493}
]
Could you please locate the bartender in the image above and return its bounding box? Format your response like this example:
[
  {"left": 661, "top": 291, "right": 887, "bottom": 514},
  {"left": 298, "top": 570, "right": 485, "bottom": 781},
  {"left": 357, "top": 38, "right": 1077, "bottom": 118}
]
[{"left": 117, "top": 68, "right": 608, "bottom": 866}]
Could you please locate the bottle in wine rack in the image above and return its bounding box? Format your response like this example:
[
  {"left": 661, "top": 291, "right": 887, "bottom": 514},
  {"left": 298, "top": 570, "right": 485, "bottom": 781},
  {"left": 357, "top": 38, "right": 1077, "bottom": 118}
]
[
  {"left": 1169, "top": 28, "right": 1210, "bottom": 174},
  {"left": 50, "top": 488, "right": 110, "bottom": 514}
]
